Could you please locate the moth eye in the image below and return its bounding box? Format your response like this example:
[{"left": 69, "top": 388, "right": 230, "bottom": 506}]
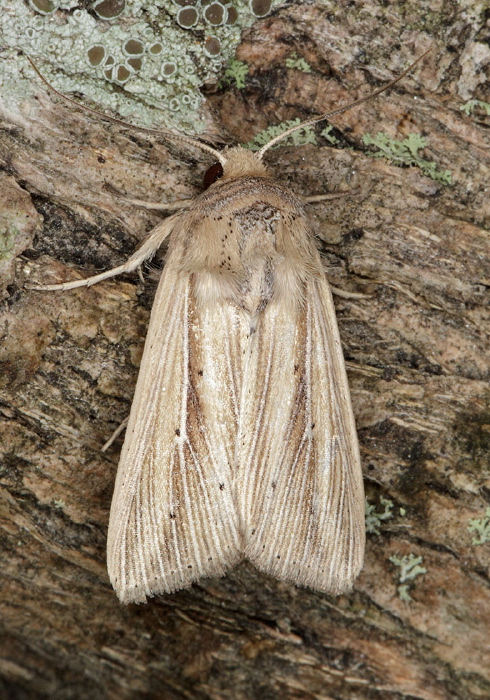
[{"left": 203, "top": 162, "right": 224, "bottom": 189}]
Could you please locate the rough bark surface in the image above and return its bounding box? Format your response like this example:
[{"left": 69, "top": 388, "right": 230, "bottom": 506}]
[{"left": 1, "top": 2, "right": 489, "bottom": 699}]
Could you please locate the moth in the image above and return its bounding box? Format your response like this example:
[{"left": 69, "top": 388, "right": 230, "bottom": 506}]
[{"left": 28, "top": 53, "right": 427, "bottom": 603}]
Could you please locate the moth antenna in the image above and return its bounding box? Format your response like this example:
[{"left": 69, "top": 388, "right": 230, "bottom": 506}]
[
  {"left": 26, "top": 56, "right": 227, "bottom": 166},
  {"left": 257, "top": 49, "right": 431, "bottom": 159}
]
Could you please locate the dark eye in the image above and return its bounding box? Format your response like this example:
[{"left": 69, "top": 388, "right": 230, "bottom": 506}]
[{"left": 203, "top": 162, "right": 223, "bottom": 189}]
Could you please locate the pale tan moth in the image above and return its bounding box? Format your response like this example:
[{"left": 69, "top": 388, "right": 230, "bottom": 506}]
[{"left": 28, "top": 53, "right": 428, "bottom": 604}]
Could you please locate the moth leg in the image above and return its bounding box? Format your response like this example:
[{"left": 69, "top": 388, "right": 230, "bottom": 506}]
[
  {"left": 303, "top": 188, "right": 360, "bottom": 204},
  {"left": 102, "top": 417, "right": 129, "bottom": 453},
  {"left": 26, "top": 212, "right": 180, "bottom": 292},
  {"left": 103, "top": 182, "right": 195, "bottom": 211},
  {"left": 330, "top": 285, "right": 370, "bottom": 300},
  {"left": 120, "top": 197, "right": 194, "bottom": 211}
]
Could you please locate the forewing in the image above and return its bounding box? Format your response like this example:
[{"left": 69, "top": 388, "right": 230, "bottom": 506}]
[
  {"left": 107, "top": 255, "right": 243, "bottom": 603},
  {"left": 238, "top": 276, "right": 365, "bottom": 593}
]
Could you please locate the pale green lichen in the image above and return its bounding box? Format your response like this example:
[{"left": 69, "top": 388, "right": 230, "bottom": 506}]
[
  {"left": 320, "top": 125, "right": 339, "bottom": 145},
  {"left": 389, "top": 553, "right": 427, "bottom": 601},
  {"left": 461, "top": 99, "right": 490, "bottom": 116},
  {"left": 244, "top": 118, "right": 317, "bottom": 150},
  {"left": 1, "top": 0, "right": 285, "bottom": 134},
  {"left": 220, "top": 58, "right": 249, "bottom": 89},
  {"left": 397, "top": 585, "right": 412, "bottom": 602},
  {"left": 362, "top": 132, "right": 452, "bottom": 185},
  {"left": 0, "top": 227, "right": 17, "bottom": 260},
  {"left": 244, "top": 118, "right": 341, "bottom": 151},
  {"left": 468, "top": 507, "right": 490, "bottom": 545},
  {"left": 365, "top": 497, "right": 394, "bottom": 535},
  {"left": 284, "top": 52, "right": 312, "bottom": 73}
]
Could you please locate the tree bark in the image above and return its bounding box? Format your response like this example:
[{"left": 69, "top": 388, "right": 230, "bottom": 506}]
[{"left": 1, "top": 2, "right": 489, "bottom": 699}]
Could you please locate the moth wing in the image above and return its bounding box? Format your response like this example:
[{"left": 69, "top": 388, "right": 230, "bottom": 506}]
[
  {"left": 239, "top": 275, "right": 365, "bottom": 593},
  {"left": 107, "top": 255, "right": 243, "bottom": 603}
]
